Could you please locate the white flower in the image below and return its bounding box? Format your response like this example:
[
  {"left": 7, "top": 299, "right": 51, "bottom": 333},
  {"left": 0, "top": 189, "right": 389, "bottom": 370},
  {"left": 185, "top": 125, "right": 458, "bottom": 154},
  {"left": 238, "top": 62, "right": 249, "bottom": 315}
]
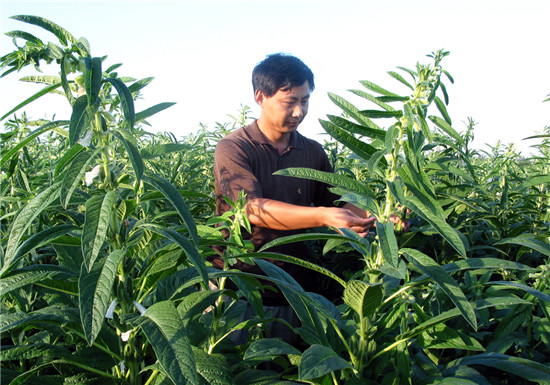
[
  {"left": 84, "top": 165, "right": 101, "bottom": 186},
  {"left": 80, "top": 130, "right": 93, "bottom": 147},
  {"left": 133, "top": 301, "right": 147, "bottom": 316},
  {"left": 121, "top": 330, "right": 132, "bottom": 342},
  {"left": 105, "top": 299, "right": 118, "bottom": 319},
  {"left": 119, "top": 361, "right": 126, "bottom": 375}
]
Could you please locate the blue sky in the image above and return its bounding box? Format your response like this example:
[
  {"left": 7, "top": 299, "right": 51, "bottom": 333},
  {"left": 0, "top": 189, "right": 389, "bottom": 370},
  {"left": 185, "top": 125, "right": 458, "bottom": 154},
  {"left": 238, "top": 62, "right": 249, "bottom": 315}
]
[{"left": 1, "top": 0, "right": 549, "bottom": 155}]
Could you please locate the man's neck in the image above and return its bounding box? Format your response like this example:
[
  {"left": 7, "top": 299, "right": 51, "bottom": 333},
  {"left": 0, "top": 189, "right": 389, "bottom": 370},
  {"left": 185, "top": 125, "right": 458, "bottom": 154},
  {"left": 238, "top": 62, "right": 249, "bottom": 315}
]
[{"left": 256, "top": 118, "right": 291, "bottom": 153}]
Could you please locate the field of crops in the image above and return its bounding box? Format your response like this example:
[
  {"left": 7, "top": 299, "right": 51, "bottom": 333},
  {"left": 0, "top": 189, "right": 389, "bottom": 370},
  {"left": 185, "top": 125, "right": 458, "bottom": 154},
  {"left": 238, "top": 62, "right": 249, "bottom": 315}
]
[{"left": 1, "top": 16, "right": 550, "bottom": 385}]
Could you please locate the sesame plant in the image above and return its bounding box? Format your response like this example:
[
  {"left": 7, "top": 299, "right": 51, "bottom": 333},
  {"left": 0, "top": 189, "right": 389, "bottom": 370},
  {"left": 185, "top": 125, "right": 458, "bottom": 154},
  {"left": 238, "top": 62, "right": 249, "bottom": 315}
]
[{"left": 2, "top": 15, "right": 550, "bottom": 385}]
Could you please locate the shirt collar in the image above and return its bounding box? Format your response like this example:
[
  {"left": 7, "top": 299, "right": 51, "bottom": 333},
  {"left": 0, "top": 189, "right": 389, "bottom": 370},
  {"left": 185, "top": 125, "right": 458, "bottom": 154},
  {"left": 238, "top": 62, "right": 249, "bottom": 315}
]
[{"left": 245, "top": 120, "right": 301, "bottom": 150}]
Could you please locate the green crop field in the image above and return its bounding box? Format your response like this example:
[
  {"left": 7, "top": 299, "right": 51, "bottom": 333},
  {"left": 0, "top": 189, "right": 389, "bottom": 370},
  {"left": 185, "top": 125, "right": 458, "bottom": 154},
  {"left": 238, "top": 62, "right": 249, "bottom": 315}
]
[{"left": 1, "top": 16, "right": 549, "bottom": 385}]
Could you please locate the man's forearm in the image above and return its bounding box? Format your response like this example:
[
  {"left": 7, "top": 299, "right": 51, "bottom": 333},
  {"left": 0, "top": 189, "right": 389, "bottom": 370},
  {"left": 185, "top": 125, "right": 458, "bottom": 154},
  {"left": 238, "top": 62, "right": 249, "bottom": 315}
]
[
  {"left": 245, "top": 198, "right": 325, "bottom": 230},
  {"left": 245, "top": 198, "right": 376, "bottom": 234}
]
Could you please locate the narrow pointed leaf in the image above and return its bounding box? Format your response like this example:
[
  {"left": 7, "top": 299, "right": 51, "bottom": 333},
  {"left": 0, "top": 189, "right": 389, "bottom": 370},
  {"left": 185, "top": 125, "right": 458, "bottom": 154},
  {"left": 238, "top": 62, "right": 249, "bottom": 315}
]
[
  {"left": 10, "top": 224, "right": 77, "bottom": 271},
  {"left": 81, "top": 191, "right": 117, "bottom": 271},
  {"left": 54, "top": 143, "right": 85, "bottom": 179},
  {"left": 69, "top": 95, "right": 95, "bottom": 146},
  {"left": 60, "top": 148, "right": 101, "bottom": 208},
  {"left": 376, "top": 221, "right": 399, "bottom": 268},
  {"left": 1, "top": 82, "right": 62, "bottom": 121},
  {"left": 326, "top": 114, "right": 386, "bottom": 140},
  {"left": 387, "top": 70, "right": 414, "bottom": 90},
  {"left": 320, "top": 119, "right": 384, "bottom": 166},
  {"left": 429, "top": 115, "right": 463, "bottom": 144},
  {"left": 79, "top": 249, "right": 125, "bottom": 344},
  {"left": 328, "top": 92, "right": 380, "bottom": 129},
  {"left": 434, "top": 96, "right": 452, "bottom": 124},
  {"left": 255, "top": 258, "right": 329, "bottom": 346},
  {"left": 11, "top": 15, "right": 76, "bottom": 46},
  {"left": 495, "top": 234, "right": 550, "bottom": 258},
  {"left": 140, "top": 301, "right": 199, "bottom": 385},
  {"left": 135, "top": 102, "right": 176, "bottom": 123},
  {"left": 4, "top": 30, "right": 43, "bottom": 45},
  {"left": 113, "top": 128, "right": 144, "bottom": 184},
  {"left": 0, "top": 120, "right": 68, "bottom": 167},
  {"left": 144, "top": 175, "right": 198, "bottom": 244},
  {"left": 274, "top": 166, "right": 375, "bottom": 198},
  {"left": 2, "top": 183, "right": 61, "bottom": 275},
  {"left": 139, "top": 223, "right": 207, "bottom": 287},
  {"left": 401, "top": 248, "right": 477, "bottom": 330},
  {"left": 104, "top": 78, "right": 135, "bottom": 128},
  {"left": 0, "top": 265, "right": 75, "bottom": 297},
  {"left": 359, "top": 80, "right": 400, "bottom": 96},
  {"left": 140, "top": 143, "right": 191, "bottom": 159},
  {"left": 449, "top": 353, "right": 550, "bottom": 383}
]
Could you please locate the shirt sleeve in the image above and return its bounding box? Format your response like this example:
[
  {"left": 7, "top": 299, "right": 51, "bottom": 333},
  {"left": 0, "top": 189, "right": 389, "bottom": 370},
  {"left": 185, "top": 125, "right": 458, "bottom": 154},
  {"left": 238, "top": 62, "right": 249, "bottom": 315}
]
[{"left": 214, "top": 137, "right": 263, "bottom": 205}]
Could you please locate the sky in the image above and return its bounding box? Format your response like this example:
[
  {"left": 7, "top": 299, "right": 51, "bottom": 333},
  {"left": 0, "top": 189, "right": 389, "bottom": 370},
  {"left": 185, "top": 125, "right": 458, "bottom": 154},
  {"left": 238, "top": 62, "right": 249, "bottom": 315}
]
[{"left": 1, "top": 0, "right": 549, "bottom": 156}]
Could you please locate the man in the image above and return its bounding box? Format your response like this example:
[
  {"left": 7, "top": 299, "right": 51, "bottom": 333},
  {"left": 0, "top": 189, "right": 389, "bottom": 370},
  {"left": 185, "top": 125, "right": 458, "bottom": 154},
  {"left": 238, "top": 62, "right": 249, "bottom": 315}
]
[{"left": 212, "top": 53, "right": 375, "bottom": 342}]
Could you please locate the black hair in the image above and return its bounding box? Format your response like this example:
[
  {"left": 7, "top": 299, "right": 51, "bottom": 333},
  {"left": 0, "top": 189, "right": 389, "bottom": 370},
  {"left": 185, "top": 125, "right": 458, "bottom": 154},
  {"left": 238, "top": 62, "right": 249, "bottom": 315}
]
[{"left": 252, "top": 53, "right": 315, "bottom": 97}]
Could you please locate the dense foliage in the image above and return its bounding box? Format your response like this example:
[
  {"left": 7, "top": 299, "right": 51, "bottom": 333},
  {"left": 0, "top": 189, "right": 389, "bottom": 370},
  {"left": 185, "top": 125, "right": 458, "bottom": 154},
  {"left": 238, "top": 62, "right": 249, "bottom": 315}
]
[{"left": 1, "top": 15, "right": 549, "bottom": 385}]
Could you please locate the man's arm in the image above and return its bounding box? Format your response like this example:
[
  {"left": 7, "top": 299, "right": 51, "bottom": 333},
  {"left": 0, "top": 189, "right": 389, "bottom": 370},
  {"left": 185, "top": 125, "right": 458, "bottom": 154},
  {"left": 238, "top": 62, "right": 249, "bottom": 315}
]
[{"left": 245, "top": 198, "right": 376, "bottom": 236}]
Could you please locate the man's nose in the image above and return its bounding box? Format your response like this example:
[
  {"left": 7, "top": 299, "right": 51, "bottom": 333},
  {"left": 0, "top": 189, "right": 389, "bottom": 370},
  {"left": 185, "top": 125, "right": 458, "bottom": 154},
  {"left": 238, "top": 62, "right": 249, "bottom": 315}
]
[{"left": 292, "top": 105, "right": 304, "bottom": 118}]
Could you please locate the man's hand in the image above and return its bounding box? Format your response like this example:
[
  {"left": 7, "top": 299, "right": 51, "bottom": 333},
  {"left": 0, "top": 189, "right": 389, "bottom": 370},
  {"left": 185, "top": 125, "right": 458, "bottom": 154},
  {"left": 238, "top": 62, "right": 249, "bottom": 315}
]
[{"left": 321, "top": 207, "right": 376, "bottom": 236}]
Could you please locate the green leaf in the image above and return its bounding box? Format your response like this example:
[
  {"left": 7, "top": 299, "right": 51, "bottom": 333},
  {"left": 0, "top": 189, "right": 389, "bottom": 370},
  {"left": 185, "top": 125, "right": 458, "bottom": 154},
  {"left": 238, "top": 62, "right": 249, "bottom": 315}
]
[
  {"left": 60, "top": 148, "right": 101, "bottom": 208},
  {"left": 429, "top": 115, "right": 463, "bottom": 144},
  {"left": 0, "top": 344, "right": 70, "bottom": 362},
  {"left": 54, "top": 143, "right": 85, "bottom": 179},
  {"left": 347, "top": 89, "right": 396, "bottom": 111},
  {"left": 390, "top": 179, "right": 467, "bottom": 258},
  {"left": 139, "top": 224, "right": 207, "bottom": 287},
  {"left": 343, "top": 280, "right": 383, "bottom": 319},
  {"left": 9, "top": 224, "right": 77, "bottom": 272},
  {"left": 376, "top": 221, "right": 399, "bottom": 268},
  {"left": 69, "top": 95, "right": 95, "bottom": 146},
  {"left": 140, "top": 301, "right": 199, "bottom": 385},
  {"left": 274, "top": 166, "right": 375, "bottom": 198},
  {"left": 489, "top": 281, "right": 550, "bottom": 305},
  {"left": 449, "top": 353, "right": 550, "bottom": 383},
  {"left": 0, "top": 120, "right": 68, "bottom": 168},
  {"left": 2, "top": 183, "right": 61, "bottom": 275},
  {"left": 84, "top": 57, "right": 102, "bottom": 106},
  {"left": 104, "top": 78, "right": 135, "bottom": 128},
  {"left": 244, "top": 338, "right": 301, "bottom": 361},
  {"left": 144, "top": 175, "right": 198, "bottom": 245},
  {"left": 299, "top": 344, "right": 353, "bottom": 380},
  {"left": 113, "top": 128, "right": 144, "bottom": 184},
  {"left": 11, "top": 15, "right": 76, "bottom": 46},
  {"left": 4, "top": 30, "right": 43, "bottom": 45},
  {"left": 1, "top": 82, "right": 63, "bottom": 121},
  {"left": 495, "top": 234, "right": 550, "bottom": 258},
  {"left": 401, "top": 248, "right": 477, "bottom": 330},
  {"left": 387, "top": 70, "right": 414, "bottom": 90},
  {"left": 0, "top": 265, "right": 75, "bottom": 297},
  {"left": 417, "top": 324, "right": 485, "bottom": 351},
  {"left": 326, "top": 114, "right": 386, "bottom": 141},
  {"left": 320, "top": 119, "right": 384, "bottom": 165},
  {"left": 359, "top": 80, "right": 400, "bottom": 96},
  {"left": 359, "top": 109, "right": 403, "bottom": 119},
  {"left": 328, "top": 92, "right": 380, "bottom": 129},
  {"left": 516, "top": 175, "right": 550, "bottom": 191},
  {"left": 81, "top": 191, "right": 117, "bottom": 271},
  {"left": 79, "top": 249, "right": 124, "bottom": 345},
  {"left": 193, "top": 347, "right": 237, "bottom": 385},
  {"left": 254, "top": 258, "right": 329, "bottom": 346},
  {"left": 140, "top": 143, "right": 191, "bottom": 159},
  {"left": 135, "top": 102, "right": 176, "bottom": 123},
  {"left": 434, "top": 96, "right": 452, "bottom": 125}
]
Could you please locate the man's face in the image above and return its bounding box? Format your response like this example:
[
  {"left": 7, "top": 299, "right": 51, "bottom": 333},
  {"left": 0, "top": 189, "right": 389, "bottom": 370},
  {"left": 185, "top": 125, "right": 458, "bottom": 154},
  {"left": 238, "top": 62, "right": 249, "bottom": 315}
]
[{"left": 256, "top": 81, "right": 311, "bottom": 134}]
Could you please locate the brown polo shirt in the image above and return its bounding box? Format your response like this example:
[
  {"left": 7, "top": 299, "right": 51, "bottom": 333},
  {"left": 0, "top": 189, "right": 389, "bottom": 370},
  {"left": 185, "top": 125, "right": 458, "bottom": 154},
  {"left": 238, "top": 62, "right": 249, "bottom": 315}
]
[{"left": 212, "top": 121, "right": 340, "bottom": 304}]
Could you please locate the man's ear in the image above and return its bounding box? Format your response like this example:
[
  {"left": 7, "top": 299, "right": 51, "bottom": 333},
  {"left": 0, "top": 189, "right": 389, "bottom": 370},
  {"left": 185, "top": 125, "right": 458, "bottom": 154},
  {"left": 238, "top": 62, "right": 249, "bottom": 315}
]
[{"left": 254, "top": 89, "right": 266, "bottom": 106}]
